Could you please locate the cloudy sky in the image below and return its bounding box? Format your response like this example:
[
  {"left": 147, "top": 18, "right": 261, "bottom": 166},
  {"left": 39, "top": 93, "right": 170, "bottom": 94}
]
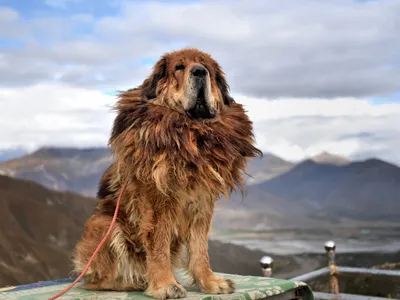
[{"left": 0, "top": 0, "right": 400, "bottom": 163}]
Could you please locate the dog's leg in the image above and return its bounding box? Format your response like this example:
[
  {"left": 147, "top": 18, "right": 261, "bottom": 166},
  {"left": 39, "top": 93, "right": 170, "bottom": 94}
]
[
  {"left": 141, "top": 208, "right": 187, "bottom": 300},
  {"left": 186, "top": 204, "right": 236, "bottom": 294},
  {"left": 73, "top": 215, "right": 118, "bottom": 288},
  {"left": 74, "top": 214, "right": 148, "bottom": 292}
]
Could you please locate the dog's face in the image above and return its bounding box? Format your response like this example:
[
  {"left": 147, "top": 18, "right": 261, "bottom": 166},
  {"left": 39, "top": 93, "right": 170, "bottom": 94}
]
[{"left": 141, "top": 48, "right": 234, "bottom": 119}]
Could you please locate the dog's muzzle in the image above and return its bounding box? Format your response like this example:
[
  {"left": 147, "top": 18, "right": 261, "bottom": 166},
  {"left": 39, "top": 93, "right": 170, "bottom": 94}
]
[{"left": 187, "top": 66, "right": 216, "bottom": 119}]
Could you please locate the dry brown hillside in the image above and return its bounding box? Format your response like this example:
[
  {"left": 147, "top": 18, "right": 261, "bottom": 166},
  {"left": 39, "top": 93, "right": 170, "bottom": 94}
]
[{"left": 0, "top": 175, "right": 96, "bottom": 287}]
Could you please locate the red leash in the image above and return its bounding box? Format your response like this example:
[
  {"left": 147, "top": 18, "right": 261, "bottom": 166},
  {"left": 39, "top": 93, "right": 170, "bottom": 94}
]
[{"left": 48, "top": 182, "right": 128, "bottom": 300}]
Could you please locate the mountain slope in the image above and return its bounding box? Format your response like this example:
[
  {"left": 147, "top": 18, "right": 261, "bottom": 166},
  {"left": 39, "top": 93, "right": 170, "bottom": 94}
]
[
  {"left": 257, "top": 158, "right": 400, "bottom": 219},
  {"left": 0, "top": 175, "right": 97, "bottom": 286},
  {"left": 310, "top": 151, "right": 350, "bottom": 166},
  {"left": 246, "top": 153, "right": 294, "bottom": 185},
  {"left": 0, "top": 147, "right": 112, "bottom": 196}
]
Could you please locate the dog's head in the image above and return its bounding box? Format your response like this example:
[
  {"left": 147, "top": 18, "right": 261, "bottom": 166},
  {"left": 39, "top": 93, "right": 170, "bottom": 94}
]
[{"left": 140, "top": 48, "right": 234, "bottom": 119}]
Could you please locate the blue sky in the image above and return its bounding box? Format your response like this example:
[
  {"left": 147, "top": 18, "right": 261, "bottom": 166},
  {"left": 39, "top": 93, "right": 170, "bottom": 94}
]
[
  {"left": 369, "top": 92, "right": 400, "bottom": 105},
  {"left": 0, "top": 0, "right": 400, "bottom": 162},
  {"left": 1, "top": 0, "right": 120, "bottom": 17}
]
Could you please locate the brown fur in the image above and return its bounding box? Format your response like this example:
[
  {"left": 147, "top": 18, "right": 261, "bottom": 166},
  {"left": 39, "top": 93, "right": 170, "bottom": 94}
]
[{"left": 73, "top": 48, "right": 262, "bottom": 299}]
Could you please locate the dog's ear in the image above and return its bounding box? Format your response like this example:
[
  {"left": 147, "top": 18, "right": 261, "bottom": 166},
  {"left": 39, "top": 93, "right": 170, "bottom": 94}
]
[
  {"left": 141, "top": 57, "right": 166, "bottom": 100},
  {"left": 215, "top": 65, "right": 235, "bottom": 106}
]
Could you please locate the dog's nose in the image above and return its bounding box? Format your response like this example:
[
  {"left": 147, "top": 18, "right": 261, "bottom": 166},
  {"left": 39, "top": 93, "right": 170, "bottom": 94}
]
[{"left": 191, "top": 65, "right": 207, "bottom": 77}]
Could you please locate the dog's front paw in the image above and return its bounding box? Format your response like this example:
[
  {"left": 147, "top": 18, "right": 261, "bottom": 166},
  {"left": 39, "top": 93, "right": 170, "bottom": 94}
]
[
  {"left": 147, "top": 282, "right": 187, "bottom": 300},
  {"left": 200, "top": 277, "right": 236, "bottom": 294}
]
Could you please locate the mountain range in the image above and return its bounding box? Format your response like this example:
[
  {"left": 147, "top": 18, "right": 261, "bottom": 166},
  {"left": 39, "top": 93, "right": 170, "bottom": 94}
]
[
  {"left": 0, "top": 147, "right": 113, "bottom": 196},
  {"left": 257, "top": 158, "right": 400, "bottom": 220},
  {"left": 0, "top": 147, "right": 294, "bottom": 196},
  {"left": 1, "top": 146, "right": 400, "bottom": 286},
  {"left": 1, "top": 146, "right": 399, "bottom": 230}
]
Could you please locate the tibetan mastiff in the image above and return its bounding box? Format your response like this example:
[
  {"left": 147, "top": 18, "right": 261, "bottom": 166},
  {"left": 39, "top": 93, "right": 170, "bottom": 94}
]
[{"left": 73, "top": 48, "right": 261, "bottom": 299}]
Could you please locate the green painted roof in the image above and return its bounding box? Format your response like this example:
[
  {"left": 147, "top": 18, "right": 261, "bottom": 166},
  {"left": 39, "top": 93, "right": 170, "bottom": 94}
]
[{"left": 0, "top": 272, "right": 313, "bottom": 300}]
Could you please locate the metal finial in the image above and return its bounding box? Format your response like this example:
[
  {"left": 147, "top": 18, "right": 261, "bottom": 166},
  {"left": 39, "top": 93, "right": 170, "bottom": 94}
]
[
  {"left": 324, "top": 240, "right": 336, "bottom": 252},
  {"left": 324, "top": 241, "right": 339, "bottom": 293},
  {"left": 260, "top": 256, "right": 273, "bottom": 268},
  {"left": 260, "top": 256, "right": 273, "bottom": 277}
]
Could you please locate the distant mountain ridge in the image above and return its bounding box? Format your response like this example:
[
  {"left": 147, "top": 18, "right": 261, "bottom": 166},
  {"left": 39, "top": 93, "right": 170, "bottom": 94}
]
[
  {"left": 29, "top": 147, "right": 109, "bottom": 159},
  {"left": 257, "top": 158, "right": 400, "bottom": 220},
  {"left": 0, "top": 147, "right": 113, "bottom": 196},
  {"left": 245, "top": 153, "right": 294, "bottom": 184},
  {"left": 1, "top": 146, "right": 400, "bottom": 223},
  {"left": 309, "top": 151, "right": 350, "bottom": 166},
  {"left": 0, "top": 147, "right": 293, "bottom": 196}
]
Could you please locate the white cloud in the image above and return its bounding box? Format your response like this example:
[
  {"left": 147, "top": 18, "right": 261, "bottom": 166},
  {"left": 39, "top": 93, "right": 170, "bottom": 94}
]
[
  {"left": 1, "top": 0, "right": 400, "bottom": 98},
  {"left": 236, "top": 95, "right": 400, "bottom": 121},
  {"left": 236, "top": 96, "right": 400, "bottom": 163},
  {"left": 1, "top": 84, "right": 399, "bottom": 164},
  {"left": 0, "top": 84, "right": 115, "bottom": 150}
]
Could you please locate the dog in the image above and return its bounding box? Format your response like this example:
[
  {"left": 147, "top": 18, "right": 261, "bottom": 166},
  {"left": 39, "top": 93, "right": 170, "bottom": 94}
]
[{"left": 73, "top": 48, "right": 262, "bottom": 299}]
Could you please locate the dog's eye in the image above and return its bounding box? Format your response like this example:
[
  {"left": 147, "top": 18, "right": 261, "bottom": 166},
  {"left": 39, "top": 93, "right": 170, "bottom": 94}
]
[{"left": 175, "top": 64, "right": 185, "bottom": 71}]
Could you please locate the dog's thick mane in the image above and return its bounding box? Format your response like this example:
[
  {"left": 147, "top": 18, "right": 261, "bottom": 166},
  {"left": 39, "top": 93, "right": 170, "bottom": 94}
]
[{"left": 108, "top": 91, "right": 261, "bottom": 199}]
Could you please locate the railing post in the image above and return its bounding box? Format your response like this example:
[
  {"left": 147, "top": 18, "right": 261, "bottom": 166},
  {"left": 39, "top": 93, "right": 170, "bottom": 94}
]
[
  {"left": 324, "top": 241, "right": 339, "bottom": 294},
  {"left": 260, "top": 256, "right": 273, "bottom": 277}
]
